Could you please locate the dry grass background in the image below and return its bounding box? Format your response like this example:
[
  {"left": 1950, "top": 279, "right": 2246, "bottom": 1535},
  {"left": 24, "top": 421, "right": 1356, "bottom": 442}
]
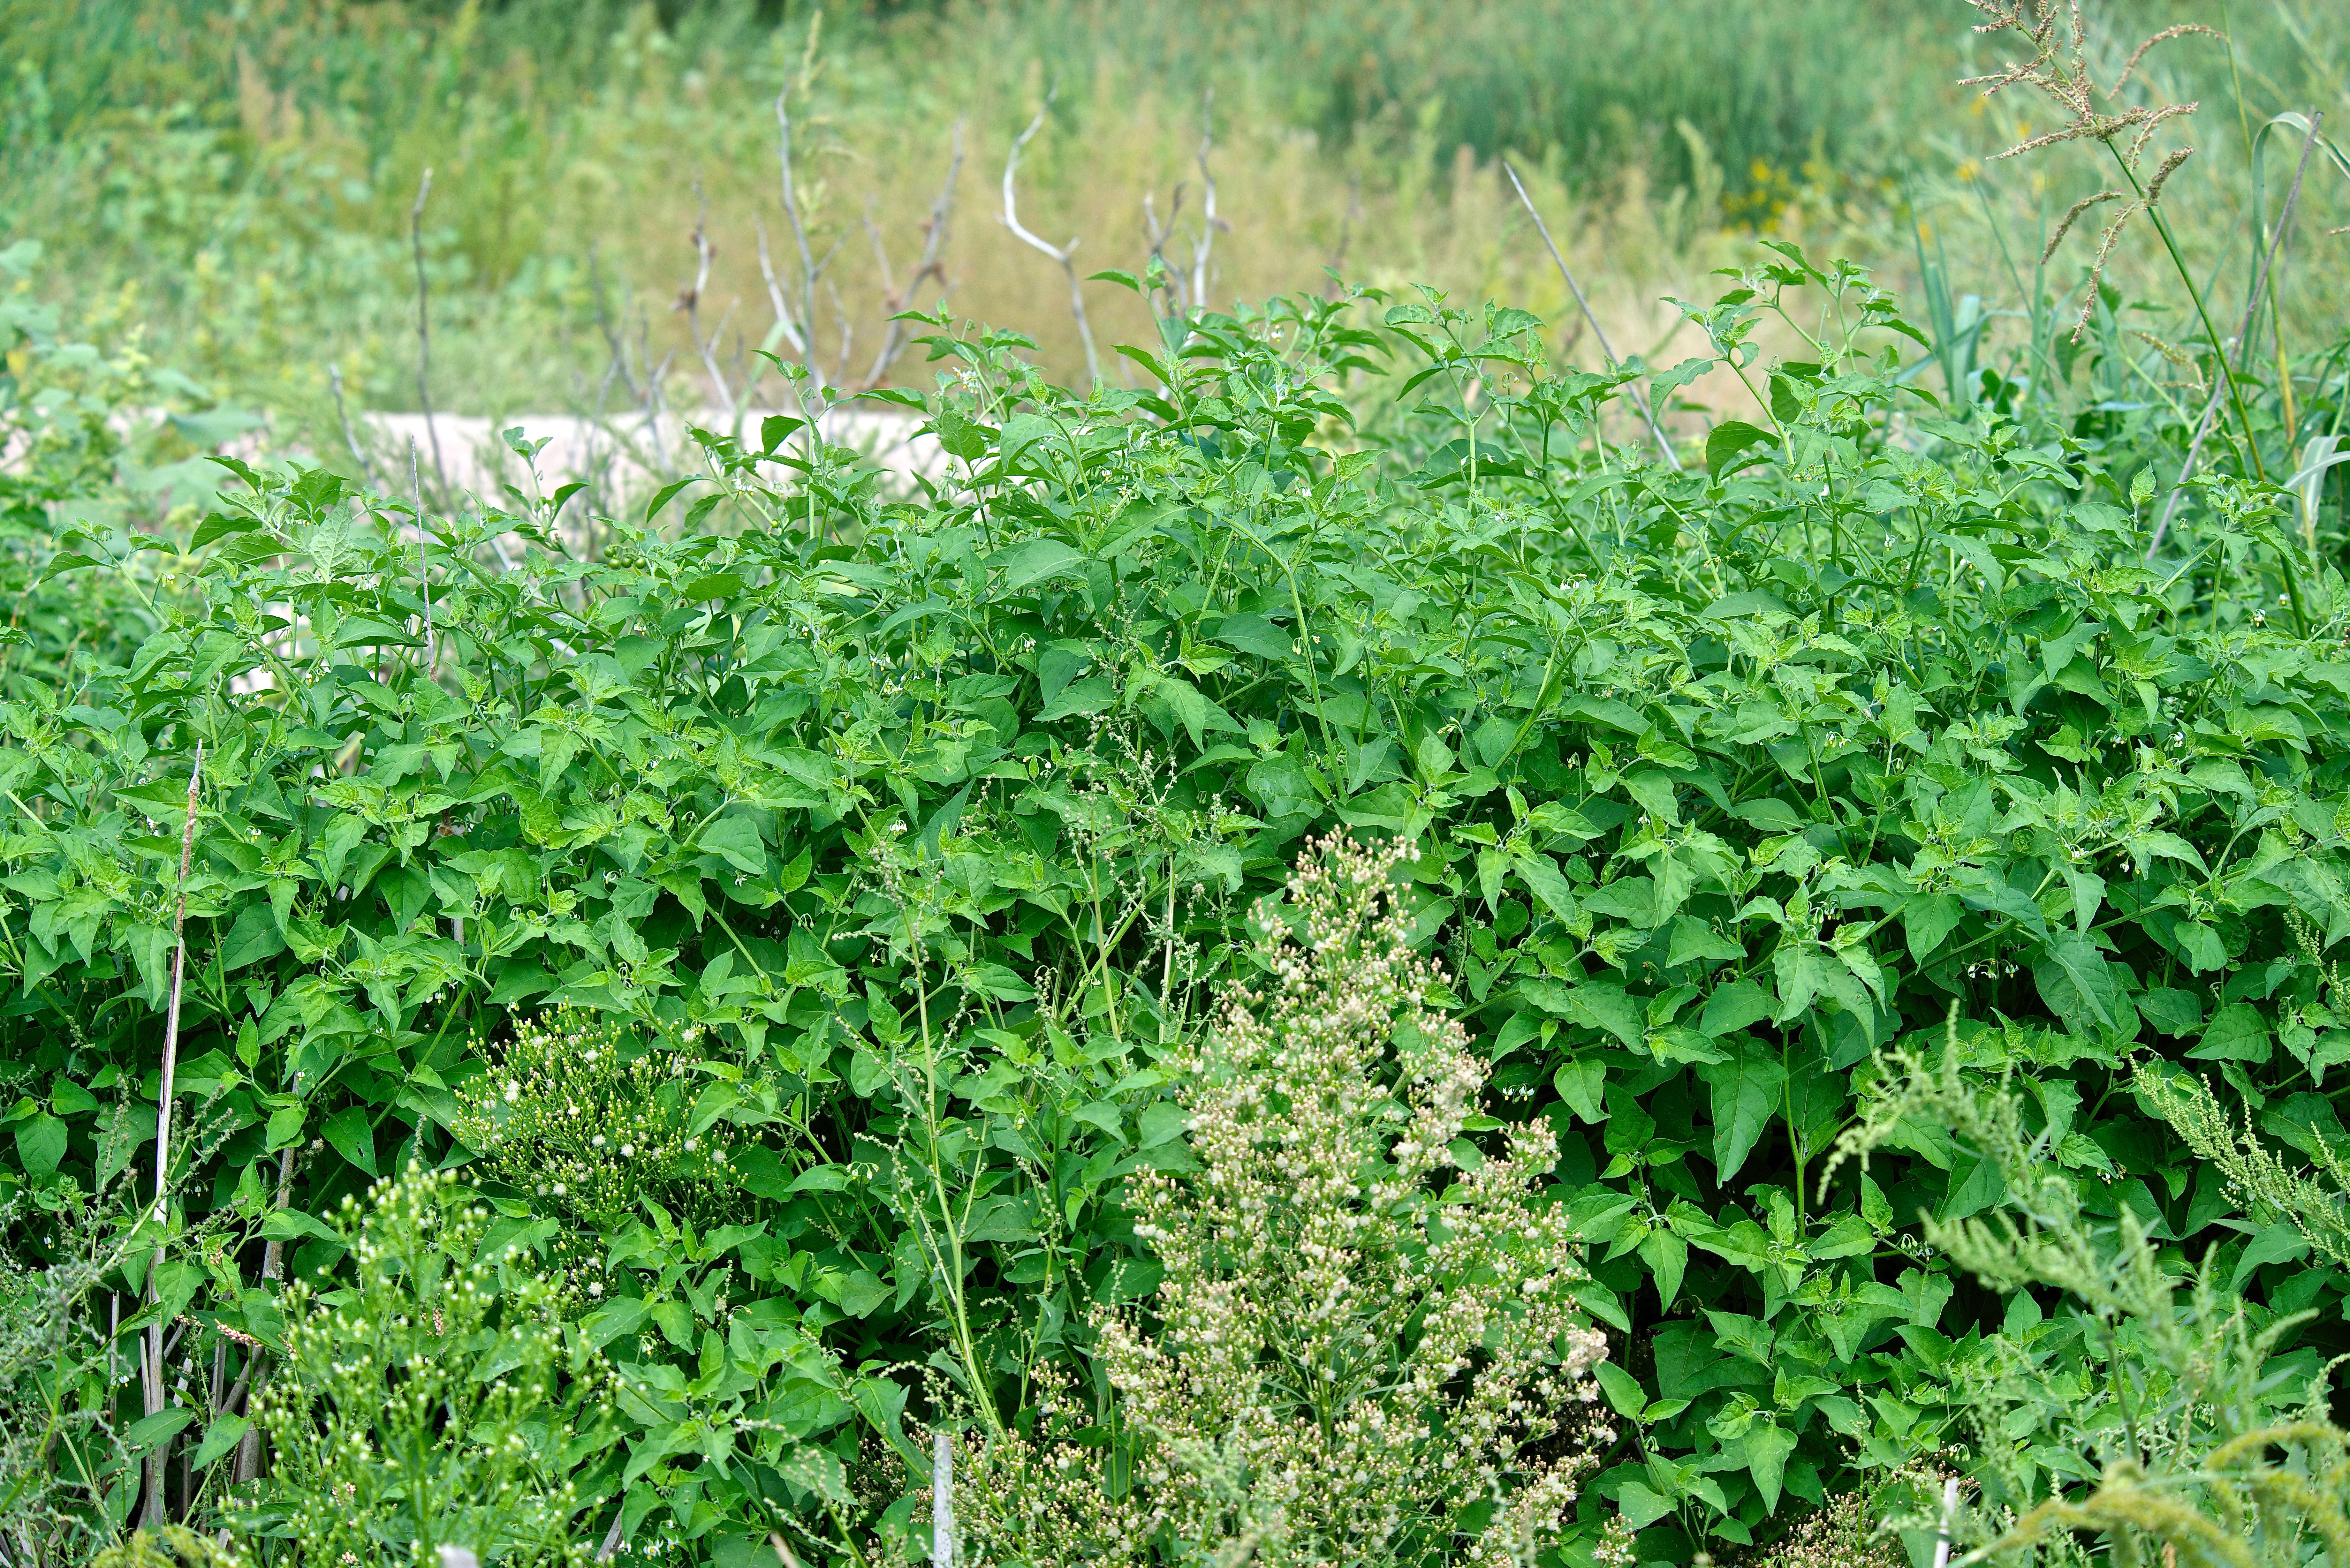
[{"left": 5, "top": 0, "right": 2349, "bottom": 449}]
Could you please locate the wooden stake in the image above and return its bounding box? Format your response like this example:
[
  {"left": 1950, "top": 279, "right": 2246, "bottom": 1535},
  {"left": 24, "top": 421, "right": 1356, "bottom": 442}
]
[
  {"left": 931, "top": 1430, "right": 953, "bottom": 1568},
  {"left": 140, "top": 742, "right": 201, "bottom": 1529}
]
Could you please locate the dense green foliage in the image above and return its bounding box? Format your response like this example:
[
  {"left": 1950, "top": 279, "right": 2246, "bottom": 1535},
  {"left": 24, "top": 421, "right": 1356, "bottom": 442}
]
[{"left": 6, "top": 217, "right": 2350, "bottom": 1564}]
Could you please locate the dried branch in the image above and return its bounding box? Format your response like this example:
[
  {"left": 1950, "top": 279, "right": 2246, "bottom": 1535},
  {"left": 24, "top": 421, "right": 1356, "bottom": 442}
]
[
  {"left": 1003, "top": 90, "right": 1102, "bottom": 392},
  {"left": 1188, "top": 90, "right": 1224, "bottom": 315},
  {"left": 327, "top": 361, "right": 379, "bottom": 488},
  {"left": 677, "top": 179, "right": 736, "bottom": 411},
  {"left": 852, "top": 118, "right": 965, "bottom": 391}
]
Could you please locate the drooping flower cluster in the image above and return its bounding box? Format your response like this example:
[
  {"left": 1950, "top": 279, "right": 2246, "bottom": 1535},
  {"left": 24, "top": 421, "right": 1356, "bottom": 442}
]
[
  {"left": 450, "top": 1008, "right": 741, "bottom": 1230},
  {"left": 961, "top": 834, "right": 1610, "bottom": 1566}
]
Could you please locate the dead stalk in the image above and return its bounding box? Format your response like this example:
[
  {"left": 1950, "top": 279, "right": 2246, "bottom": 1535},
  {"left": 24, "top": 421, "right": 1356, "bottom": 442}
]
[
  {"left": 327, "top": 363, "right": 378, "bottom": 487},
  {"left": 853, "top": 119, "right": 965, "bottom": 391}
]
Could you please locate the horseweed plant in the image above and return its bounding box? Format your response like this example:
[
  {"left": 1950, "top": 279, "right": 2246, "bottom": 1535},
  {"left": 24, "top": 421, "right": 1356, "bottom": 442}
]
[
  {"left": 450, "top": 1009, "right": 745, "bottom": 1231},
  {"left": 0, "top": 1144, "right": 145, "bottom": 1566},
  {"left": 234, "top": 1165, "right": 613, "bottom": 1567},
  {"left": 1829, "top": 1030, "right": 2350, "bottom": 1568},
  {"left": 960, "top": 835, "right": 1610, "bottom": 1567}
]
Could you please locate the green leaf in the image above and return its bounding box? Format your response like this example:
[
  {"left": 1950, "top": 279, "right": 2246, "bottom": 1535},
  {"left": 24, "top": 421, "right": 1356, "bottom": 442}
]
[
  {"left": 2034, "top": 931, "right": 2121, "bottom": 1029},
  {"left": 1595, "top": 1361, "right": 1648, "bottom": 1418},
  {"left": 221, "top": 901, "right": 287, "bottom": 972},
  {"left": 998, "top": 540, "right": 1087, "bottom": 592},
  {"left": 2189, "top": 1003, "right": 2272, "bottom": 1063},
  {"left": 1552, "top": 1058, "right": 1605, "bottom": 1124},
  {"left": 1640, "top": 1226, "right": 1690, "bottom": 1309},
  {"left": 1706, "top": 419, "right": 1778, "bottom": 477},
  {"left": 189, "top": 1413, "right": 251, "bottom": 1470},
  {"left": 1699, "top": 1046, "right": 1788, "bottom": 1182},
  {"left": 1213, "top": 613, "right": 1292, "bottom": 660},
  {"left": 2232, "top": 1221, "right": 2312, "bottom": 1288},
  {"left": 643, "top": 477, "right": 700, "bottom": 524},
  {"left": 14, "top": 1113, "right": 65, "bottom": 1177},
  {"left": 1567, "top": 982, "right": 1645, "bottom": 1051},
  {"left": 319, "top": 1105, "right": 377, "bottom": 1177},
  {"left": 123, "top": 1407, "right": 197, "bottom": 1454},
  {"left": 1666, "top": 915, "right": 1744, "bottom": 968},
  {"left": 1745, "top": 1421, "right": 1797, "bottom": 1513},
  {"left": 697, "top": 816, "right": 769, "bottom": 876},
  {"left": 1700, "top": 979, "right": 1774, "bottom": 1037},
  {"left": 1513, "top": 853, "right": 1582, "bottom": 923},
  {"left": 1902, "top": 892, "right": 1961, "bottom": 961},
  {"left": 1616, "top": 1481, "right": 1676, "bottom": 1529}
]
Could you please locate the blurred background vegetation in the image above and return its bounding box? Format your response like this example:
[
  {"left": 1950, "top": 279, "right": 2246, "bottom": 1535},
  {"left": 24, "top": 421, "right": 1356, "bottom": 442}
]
[{"left": 4, "top": 0, "right": 2347, "bottom": 441}]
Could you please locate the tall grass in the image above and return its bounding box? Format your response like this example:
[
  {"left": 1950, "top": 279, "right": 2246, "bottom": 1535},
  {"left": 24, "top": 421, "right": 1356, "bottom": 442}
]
[{"left": 3, "top": 0, "right": 2348, "bottom": 447}]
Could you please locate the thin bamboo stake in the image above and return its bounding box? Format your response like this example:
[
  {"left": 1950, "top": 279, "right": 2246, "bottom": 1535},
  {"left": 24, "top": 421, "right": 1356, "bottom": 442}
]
[
  {"left": 931, "top": 1430, "right": 953, "bottom": 1568},
  {"left": 1930, "top": 1474, "right": 1960, "bottom": 1568},
  {"left": 410, "top": 169, "right": 448, "bottom": 502},
  {"left": 1503, "top": 161, "right": 1682, "bottom": 472},
  {"left": 140, "top": 742, "right": 202, "bottom": 1529}
]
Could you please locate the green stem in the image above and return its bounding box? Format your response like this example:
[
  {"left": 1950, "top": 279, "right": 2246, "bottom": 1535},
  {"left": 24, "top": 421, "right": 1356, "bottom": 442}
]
[{"left": 2106, "top": 141, "right": 2265, "bottom": 483}]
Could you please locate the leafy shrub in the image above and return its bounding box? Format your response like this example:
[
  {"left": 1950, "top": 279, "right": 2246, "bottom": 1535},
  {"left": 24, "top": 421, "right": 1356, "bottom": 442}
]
[
  {"left": 3, "top": 214, "right": 2349, "bottom": 1562},
  {"left": 234, "top": 1165, "right": 610, "bottom": 1567},
  {"left": 961, "top": 834, "right": 1611, "bottom": 1566},
  {"left": 450, "top": 1008, "right": 746, "bottom": 1231}
]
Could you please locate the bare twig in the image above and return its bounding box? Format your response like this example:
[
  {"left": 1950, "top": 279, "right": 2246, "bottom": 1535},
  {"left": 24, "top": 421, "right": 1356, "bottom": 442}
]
[
  {"left": 754, "top": 217, "right": 813, "bottom": 366},
  {"left": 328, "top": 363, "right": 379, "bottom": 487},
  {"left": 853, "top": 119, "right": 965, "bottom": 391},
  {"left": 1003, "top": 91, "right": 1101, "bottom": 391},
  {"left": 679, "top": 180, "right": 737, "bottom": 412},
  {"left": 2146, "top": 110, "right": 2321, "bottom": 557},
  {"left": 1188, "top": 91, "right": 1224, "bottom": 315},
  {"left": 587, "top": 241, "right": 648, "bottom": 408},
  {"left": 1141, "top": 183, "right": 1186, "bottom": 314},
  {"left": 409, "top": 169, "right": 448, "bottom": 502},
  {"left": 141, "top": 741, "right": 202, "bottom": 1529},
  {"left": 931, "top": 1431, "right": 954, "bottom": 1568},
  {"left": 1502, "top": 161, "right": 1682, "bottom": 471},
  {"left": 773, "top": 30, "right": 831, "bottom": 402}
]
